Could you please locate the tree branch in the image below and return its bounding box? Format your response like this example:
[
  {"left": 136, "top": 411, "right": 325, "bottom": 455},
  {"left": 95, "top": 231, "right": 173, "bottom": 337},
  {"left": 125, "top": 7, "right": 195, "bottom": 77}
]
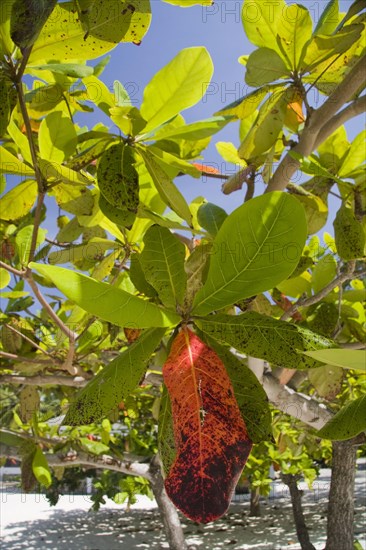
[
  {"left": 24, "top": 275, "right": 78, "bottom": 341},
  {"left": 0, "top": 374, "right": 88, "bottom": 387},
  {"left": 267, "top": 57, "right": 366, "bottom": 192},
  {"left": 263, "top": 372, "right": 332, "bottom": 430},
  {"left": 280, "top": 261, "right": 357, "bottom": 321},
  {"left": 0, "top": 445, "right": 151, "bottom": 480},
  {"left": 314, "top": 95, "right": 366, "bottom": 149},
  {"left": 0, "top": 261, "right": 25, "bottom": 277},
  {"left": 0, "top": 350, "right": 59, "bottom": 366},
  {"left": 4, "top": 323, "right": 55, "bottom": 360}
]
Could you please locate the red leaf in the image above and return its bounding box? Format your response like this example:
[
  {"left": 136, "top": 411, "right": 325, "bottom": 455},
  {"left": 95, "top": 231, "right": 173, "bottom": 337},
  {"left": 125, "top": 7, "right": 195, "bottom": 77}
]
[{"left": 163, "top": 328, "right": 252, "bottom": 523}]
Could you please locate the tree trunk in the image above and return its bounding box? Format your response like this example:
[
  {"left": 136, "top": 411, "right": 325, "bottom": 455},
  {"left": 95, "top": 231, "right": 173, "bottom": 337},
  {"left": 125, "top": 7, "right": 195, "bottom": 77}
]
[
  {"left": 281, "top": 473, "right": 315, "bottom": 550},
  {"left": 149, "top": 456, "right": 188, "bottom": 550},
  {"left": 249, "top": 486, "right": 261, "bottom": 516},
  {"left": 325, "top": 438, "right": 357, "bottom": 550}
]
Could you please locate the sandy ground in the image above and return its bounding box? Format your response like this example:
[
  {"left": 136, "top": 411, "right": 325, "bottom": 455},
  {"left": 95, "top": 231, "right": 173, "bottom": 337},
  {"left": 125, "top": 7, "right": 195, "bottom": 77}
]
[{"left": 1, "top": 463, "right": 365, "bottom": 550}]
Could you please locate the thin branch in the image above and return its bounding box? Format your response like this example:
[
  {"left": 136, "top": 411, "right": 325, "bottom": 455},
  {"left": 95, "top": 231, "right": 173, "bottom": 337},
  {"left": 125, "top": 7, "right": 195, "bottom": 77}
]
[
  {"left": 280, "top": 261, "right": 357, "bottom": 321},
  {"left": 314, "top": 95, "right": 366, "bottom": 149},
  {"left": 0, "top": 374, "right": 88, "bottom": 387},
  {"left": 267, "top": 57, "right": 366, "bottom": 192},
  {"left": 0, "top": 261, "right": 25, "bottom": 277},
  {"left": 341, "top": 342, "right": 366, "bottom": 350},
  {"left": 25, "top": 275, "right": 78, "bottom": 340},
  {"left": 3, "top": 323, "right": 55, "bottom": 360},
  {"left": 0, "top": 350, "right": 58, "bottom": 366}
]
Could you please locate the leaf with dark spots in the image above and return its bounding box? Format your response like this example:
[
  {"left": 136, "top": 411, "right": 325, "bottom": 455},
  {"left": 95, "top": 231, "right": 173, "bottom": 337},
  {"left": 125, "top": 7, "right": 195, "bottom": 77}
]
[
  {"left": 163, "top": 328, "right": 252, "bottom": 523},
  {"left": 98, "top": 193, "right": 136, "bottom": 229},
  {"left": 97, "top": 143, "right": 139, "bottom": 215},
  {"left": 63, "top": 328, "right": 165, "bottom": 425},
  {"left": 11, "top": 0, "right": 57, "bottom": 50},
  {"left": 197, "top": 311, "right": 336, "bottom": 370},
  {"left": 333, "top": 203, "right": 365, "bottom": 260}
]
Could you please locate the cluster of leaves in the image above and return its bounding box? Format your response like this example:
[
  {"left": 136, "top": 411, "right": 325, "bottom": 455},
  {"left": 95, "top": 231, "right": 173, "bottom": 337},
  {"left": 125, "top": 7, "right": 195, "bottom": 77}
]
[{"left": 0, "top": 0, "right": 365, "bottom": 528}]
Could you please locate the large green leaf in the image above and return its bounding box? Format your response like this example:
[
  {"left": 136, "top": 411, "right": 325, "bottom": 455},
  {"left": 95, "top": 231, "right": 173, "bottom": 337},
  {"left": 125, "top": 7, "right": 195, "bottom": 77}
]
[
  {"left": 317, "top": 395, "right": 366, "bottom": 440},
  {"left": 140, "top": 225, "right": 187, "bottom": 309},
  {"left": 215, "top": 85, "right": 282, "bottom": 120},
  {"left": 39, "top": 111, "right": 77, "bottom": 163},
  {"left": 137, "top": 146, "right": 192, "bottom": 225},
  {"left": 313, "top": 0, "right": 340, "bottom": 36},
  {"left": 0, "top": 180, "right": 37, "bottom": 221},
  {"left": 29, "top": 1, "right": 151, "bottom": 62},
  {"left": 338, "top": 130, "right": 366, "bottom": 177},
  {"left": 245, "top": 48, "right": 289, "bottom": 86},
  {"left": 192, "top": 192, "right": 307, "bottom": 316},
  {"left": 197, "top": 311, "right": 335, "bottom": 370},
  {"left": 303, "top": 349, "right": 366, "bottom": 372},
  {"left": 29, "top": 263, "right": 181, "bottom": 328},
  {"left": 64, "top": 328, "right": 166, "bottom": 425},
  {"left": 197, "top": 202, "right": 228, "bottom": 237},
  {"left": 140, "top": 47, "right": 214, "bottom": 134}
]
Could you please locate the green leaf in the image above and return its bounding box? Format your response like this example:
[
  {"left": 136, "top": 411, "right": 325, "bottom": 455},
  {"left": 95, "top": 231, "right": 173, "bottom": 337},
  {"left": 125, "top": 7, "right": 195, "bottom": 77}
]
[
  {"left": 214, "top": 85, "right": 279, "bottom": 120},
  {"left": 29, "top": 263, "right": 181, "bottom": 328},
  {"left": 39, "top": 112, "right": 77, "bottom": 164},
  {"left": 32, "top": 446, "right": 52, "bottom": 488},
  {"left": 16, "top": 226, "right": 47, "bottom": 266},
  {"left": 276, "top": 4, "right": 313, "bottom": 70},
  {"left": 27, "top": 63, "right": 94, "bottom": 78},
  {"left": 293, "top": 193, "right": 328, "bottom": 235},
  {"left": 197, "top": 202, "right": 228, "bottom": 237},
  {"left": 29, "top": 1, "right": 152, "bottom": 62},
  {"left": 97, "top": 143, "right": 139, "bottom": 217},
  {"left": 48, "top": 238, "right": 121, "bottom": 265},
  {"left": 308, "top": 364, "right": 343, "bottom": 399},
  {"left": 197, "top": 311, "right": 335, "bottom": 370},
  {"left": 242, "top": 0, "right": 287, "bottom": 58},
  {"left": 317, "top": 395, "right": 366, "bottom": 440},
  {"left": 129, "top": 253, "right": 158, "bottom": 297},
  {"left": 301, "top": 24, "right": 363, "bottom": 73},
  {"left": 148, "top": 146, "right": 201, "bottom": 178},
  {"left": 312, "top": 253, "right": 337, "bottom": 293},
  {"left": 79, "top": 438, "right": 110, "bottom": 455},
  {"left": 140, "top": 47, "right": 214, "bottom": 134},
  {"left": 238, "top": 90, "right": 288, "bottom": 162},
  {"left": 0, "top": 0, "right": 15, "bottom": 56},
  {"left": 0, "top": 147, "right": 34, "bottom": 176},
  {"left": 0, "top": 78, "right": 16, "bottom": 138},
  {"left": 98, "top": 194, "right": 135, "bottom": 229},
  {"left": 215, "top": 142, "right": 246, "bottom": 166},
  {"left": 0, "top": 180, "right": 37, "bottom": 221},
  {"left": 64, "top": 328, "right": 166, "bottom": 425},
  {"left": 11, "top": 0, "right": 57, "bottom": 50},
  {"left": 338, "top": 130, "right": 366, "bottom": 177},
  {"left": 0, "top": 268, "right": 11, "bottom": 289},
  {"left": 314, "top": 0, "right": 340, "bottom": 35},
  {"left": 302, "top": 349, "right": 366, "bottom": 372},
  {"left": 0, "top": 428, "right": 25, "bottom": 448},
  {"left": 140, "top": 225, "right": 187, "bottom": 309},
  {"left": 110, "top": 106, "right": 147, "bottom": 136},
  {"left": 150, "top": 116, "right": 231, "bottom": 142},
  {"left": 82, "top": 75, "right": 115, "bottom": 116},
  {"left": 162, "top": 0, "right": 212, "bottom": 5},
  {"left": 158, "top": 385, "right": 176, "bottom": 475},
  {"left": 137, "top": 146, "right": 192, "bottom": 226},
  {"left": 192, "top": 192, "right": 307, "bottom": 316},
  {"left": 334, "top": 204, "right": 365, "bottom": 260},
  {"left": 39, "top": 158, "right": 93, "bottom": 186},
  {"left": 245, "top": 48, "right": 289, "bottom": 86},
  {"left": 200, "top": 333, "right": 272, "bottom": 443}
]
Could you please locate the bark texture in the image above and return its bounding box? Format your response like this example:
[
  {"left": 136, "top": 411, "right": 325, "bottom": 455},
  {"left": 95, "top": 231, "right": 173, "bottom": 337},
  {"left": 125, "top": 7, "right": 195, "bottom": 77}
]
[
  {"left": 282, "top": 473, "right": 315, "bottom": 550},
  {"left": 149, "top": 456, "right": 188, "bottom": 550},
  {"left": 326, "top": 439, "right": 358, "bottom": 550}
]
